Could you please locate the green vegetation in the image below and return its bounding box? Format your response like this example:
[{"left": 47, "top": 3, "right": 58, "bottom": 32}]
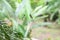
[{"left": 0, "top": 0, "right": 60, "bottom": 40}]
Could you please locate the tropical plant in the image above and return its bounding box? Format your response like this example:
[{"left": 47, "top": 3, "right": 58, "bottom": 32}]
[{"left": 0, "top": 0, "right": 60, "bottom": 40}]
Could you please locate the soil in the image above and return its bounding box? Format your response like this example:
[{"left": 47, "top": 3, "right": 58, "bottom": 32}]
[{"left": 31, "top": 27, "right": 60, "bottom": 40}]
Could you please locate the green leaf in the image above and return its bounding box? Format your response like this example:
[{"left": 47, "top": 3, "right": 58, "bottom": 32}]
[
  {"left": 32, "top": 22, "right": 52, "bottom": 28},
  {"left": 12, "top": 19, "right": 25, "bottom": 35},
  {"left": 15, "top": 0, "right": 25, "bottom": 17},
  {"left": 2, "top": 0, "right": 13, "bottom": 14},
  {"left": 32, "top": 5, "right": 48, "bottom": 19}
]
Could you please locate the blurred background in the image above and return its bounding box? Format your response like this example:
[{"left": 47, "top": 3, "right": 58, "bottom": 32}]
[{"left": 0, "top": 0, "right": 60, "bottom": 40}]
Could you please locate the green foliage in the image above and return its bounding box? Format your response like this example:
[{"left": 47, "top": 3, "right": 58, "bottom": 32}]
[{"left": 0, "top": 0, "right": 60, "bottom": 40}]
